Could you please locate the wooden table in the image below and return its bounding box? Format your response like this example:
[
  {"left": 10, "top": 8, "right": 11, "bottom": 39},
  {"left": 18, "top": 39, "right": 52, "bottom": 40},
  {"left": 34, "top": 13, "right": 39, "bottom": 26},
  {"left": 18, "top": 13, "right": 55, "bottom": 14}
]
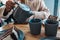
[
  {"left": 1, "top": 24, "right": 60, "bottom": 40},
  {"left": 15, "top": 24, "right": 60, "bottom": 40},
  {"left": 14, "top": 24, "right": 46, "bottom": 40}
]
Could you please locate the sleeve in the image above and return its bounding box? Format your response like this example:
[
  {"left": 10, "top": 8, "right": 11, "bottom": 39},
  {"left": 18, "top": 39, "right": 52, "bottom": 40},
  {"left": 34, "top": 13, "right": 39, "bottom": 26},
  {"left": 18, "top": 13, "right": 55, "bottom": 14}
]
[
  {"left": 26, "top": 0, "right": 51, "bottom": 22},
  {"left": 30, "top": 0, "right": 51, "bottom": 19},
  {"left": 32, "top": 0, "right": 50, "bottom": 19},
  {"left": 25, "top": 0, "right": 39, "bottom": 11},
  {"left": 39, "top": 0, "right": 51, "bottom": 19},
  {"left": 2, "top": 9, "right": 13, "bottom": 19}
]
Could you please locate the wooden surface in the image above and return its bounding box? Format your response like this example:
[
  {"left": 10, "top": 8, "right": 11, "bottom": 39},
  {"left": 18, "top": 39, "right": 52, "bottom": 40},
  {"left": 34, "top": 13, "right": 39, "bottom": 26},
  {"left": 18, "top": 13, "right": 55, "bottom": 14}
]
[
  {"left": 14, "top": 24, "right": 46, "bottom": 40},
  {"left": 3, "top": 24, "right": 60, "bottom": 40}
]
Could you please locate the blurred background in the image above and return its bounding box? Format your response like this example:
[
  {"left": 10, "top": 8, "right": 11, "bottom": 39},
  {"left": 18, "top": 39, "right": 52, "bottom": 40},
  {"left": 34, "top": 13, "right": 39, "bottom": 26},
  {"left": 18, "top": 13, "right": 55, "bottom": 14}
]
[{"left": 45, "top": 0, "right": 60, "bottom": 18}]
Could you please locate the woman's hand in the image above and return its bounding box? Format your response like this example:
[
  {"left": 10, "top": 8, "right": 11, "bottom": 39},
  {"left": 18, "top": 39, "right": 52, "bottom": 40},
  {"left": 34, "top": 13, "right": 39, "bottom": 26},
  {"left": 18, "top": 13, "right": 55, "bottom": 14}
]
[
  {"left": 5, "top": 1, "right": 15, "bottom": 12},
  {"left": 26, "top": 11, "right": 46, "bottom": 22},
  {"left": 31, "top": 11, "right": 45, "bottom": 20}
]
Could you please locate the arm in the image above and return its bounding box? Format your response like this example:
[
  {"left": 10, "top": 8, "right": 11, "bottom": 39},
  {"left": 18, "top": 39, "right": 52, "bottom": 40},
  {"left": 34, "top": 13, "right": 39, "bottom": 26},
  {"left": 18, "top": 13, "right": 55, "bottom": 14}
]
[
  {"left": 39, "top": 0, "right": 50, "bottom": 19},
  {"left": 2, "top": 1, "right": 15, "bottom": 19},
  {"left": 26, "top": 0, "right": 51, "bottom": 22},
  {"left": 31, "top": 0, "right": 51, "bottom": 19}
]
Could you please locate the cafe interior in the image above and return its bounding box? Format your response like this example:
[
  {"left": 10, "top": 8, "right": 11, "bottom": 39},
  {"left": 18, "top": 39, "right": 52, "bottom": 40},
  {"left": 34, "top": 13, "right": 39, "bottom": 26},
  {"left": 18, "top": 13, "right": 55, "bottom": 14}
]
[{"left": 0, "top": 0, "right": 60, "bottom": 40}]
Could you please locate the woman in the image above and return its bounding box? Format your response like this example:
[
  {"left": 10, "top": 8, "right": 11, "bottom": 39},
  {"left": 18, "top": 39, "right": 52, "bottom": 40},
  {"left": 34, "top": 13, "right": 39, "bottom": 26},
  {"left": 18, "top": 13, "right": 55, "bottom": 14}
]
[
  {"left": 20, "top": 0, "right": 50, "bottom": 20},
  {"left": 3, "top": 0, "right": 50, "bottom": 24}
]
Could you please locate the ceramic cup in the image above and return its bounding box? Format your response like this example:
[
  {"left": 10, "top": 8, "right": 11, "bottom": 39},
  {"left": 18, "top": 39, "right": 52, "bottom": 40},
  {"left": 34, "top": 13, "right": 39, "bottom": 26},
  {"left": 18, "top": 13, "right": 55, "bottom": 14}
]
[
  {"left": 29, "top": 19, "right": 42, "bottom": 35},
  {"left": 45, "top": 19, "right": 58, "bottom": 37}
]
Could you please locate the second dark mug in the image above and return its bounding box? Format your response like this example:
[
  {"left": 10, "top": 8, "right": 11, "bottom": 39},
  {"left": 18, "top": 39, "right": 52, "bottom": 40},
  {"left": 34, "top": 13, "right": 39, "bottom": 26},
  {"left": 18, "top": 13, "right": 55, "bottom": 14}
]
[
  {"left": 29, "top": 19, "right": 42, "bottom": 35},
  {"left": 45, "top": 19, "right": 58, "bottom": 37}
]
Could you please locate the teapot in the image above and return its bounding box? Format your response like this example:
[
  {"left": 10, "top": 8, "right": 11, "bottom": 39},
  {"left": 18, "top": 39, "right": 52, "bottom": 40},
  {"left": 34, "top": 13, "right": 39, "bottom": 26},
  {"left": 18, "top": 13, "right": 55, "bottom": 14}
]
[{"left": 13, "top": 3, "right": 33, "bottom": 24}]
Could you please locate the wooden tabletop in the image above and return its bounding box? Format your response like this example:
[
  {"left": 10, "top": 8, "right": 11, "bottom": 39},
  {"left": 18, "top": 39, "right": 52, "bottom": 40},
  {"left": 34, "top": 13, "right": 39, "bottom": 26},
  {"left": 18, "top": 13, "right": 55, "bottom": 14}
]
[
  {"left": 2, "top": 24, "right": 60, "bottom": 40},
  {"left": 14, "top": 24, "right": 46, "bottom": 40},
  {"left": 14, "top": 24, "right": 60, "bottom": 40}
]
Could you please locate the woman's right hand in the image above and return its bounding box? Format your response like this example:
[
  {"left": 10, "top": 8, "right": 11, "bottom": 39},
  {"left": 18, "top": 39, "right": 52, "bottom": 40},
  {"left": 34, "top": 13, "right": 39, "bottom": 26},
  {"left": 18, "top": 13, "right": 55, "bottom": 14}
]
[{"left": 5, "top": 1, "right": 15, "bottom": 12}]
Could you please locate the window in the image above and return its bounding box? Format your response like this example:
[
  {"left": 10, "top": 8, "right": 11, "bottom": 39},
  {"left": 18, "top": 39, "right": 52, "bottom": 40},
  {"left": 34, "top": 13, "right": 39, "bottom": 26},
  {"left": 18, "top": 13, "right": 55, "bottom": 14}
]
[
  {"left": 58, "top": 0, "right": 60, "bottom": 18},
  {"left": 44, "top": 0, "right": 54, "bottom": 15},
  {"left": 45, "top": 0, "right": 60, "bottom": 18}
]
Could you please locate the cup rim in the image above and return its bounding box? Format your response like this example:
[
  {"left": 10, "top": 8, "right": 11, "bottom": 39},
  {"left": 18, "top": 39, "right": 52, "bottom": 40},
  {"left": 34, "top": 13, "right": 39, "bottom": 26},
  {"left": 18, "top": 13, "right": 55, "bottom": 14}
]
[
  {"left": 45, "top": 20, "right": 58, "bottom": 25},
  {"left": 29, "top": 19, "right": 41, "bottom": 24}
]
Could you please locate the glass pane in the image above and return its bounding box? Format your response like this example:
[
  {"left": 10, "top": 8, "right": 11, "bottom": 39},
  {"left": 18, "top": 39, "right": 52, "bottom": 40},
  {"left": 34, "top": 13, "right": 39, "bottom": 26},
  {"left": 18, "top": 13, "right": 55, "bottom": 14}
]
[
  {"left": 58, "top": 0, "right": 60, "bottom": 27},
  {"left": 44, "top": 0, "right": 54, "bottom": 15},
  {"left": 58, "top": 0, "right": 60, "bottom": 18}
]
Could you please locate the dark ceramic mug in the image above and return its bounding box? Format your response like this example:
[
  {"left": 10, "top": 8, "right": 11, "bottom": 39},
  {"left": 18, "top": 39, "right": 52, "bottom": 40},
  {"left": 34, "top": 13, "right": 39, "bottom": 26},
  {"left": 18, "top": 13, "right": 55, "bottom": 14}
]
[
  {"left": 29, "top": 19, "right": 42, "bottom": 35},
  {"left": 45, "top": 19, "right": 58, "bottom": 37}
]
